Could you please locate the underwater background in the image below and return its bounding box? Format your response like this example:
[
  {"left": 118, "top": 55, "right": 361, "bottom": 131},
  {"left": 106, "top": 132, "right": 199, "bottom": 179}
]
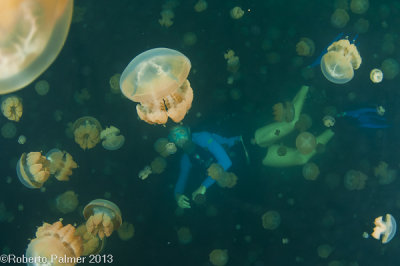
[{"left": 1, "top": 0, "right": 400, "bottom": 265}]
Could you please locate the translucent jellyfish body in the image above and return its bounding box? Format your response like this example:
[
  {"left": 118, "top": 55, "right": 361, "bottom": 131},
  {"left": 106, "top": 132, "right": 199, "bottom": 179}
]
[
  {"left": 302, "top": 162, "right": 320, "bottom": 180},
  {"left": 138, "top": 165, "right": 152, "bottom": 180},
  {"left": 350, "top": 0, "right": 369, "bottom": 14},
  {"left": 273, "top": 101, "right": 294, "bottom": 122},
  {"left": 371, "top": 214, "right": 396, "bottom": 244},
  {"left": 230, "top": 7, "right": 244, "bottom": 19},
  {"left": 83, "top": 199, "right": 122, "bottom": 240},
  {"left": 100, "top": 126, "right": 125, "bottom": 150},
  {"left": 55, "top": 190, "right": 79, "bottom": 214},
  {"left": 26, "top": 221, "right": 82, "bottom": 265},
  {"left": 370, "top": 68, "right": 383, "bottom": 83},
  {"left": 1, "top": 95, "right": 22, "bottom": 121},
  {"left": 262, "top": 210, "right": 281, "bottom": 230},
  {"left": 73, "top": 116, "right": 102, "bottom": 150},
  {"left": 34, "top": 80, "right": 50, "bottom": 96},
  {"left": 75, "top": 224, "right": 105, "bottom": 256},
  {"left": 217, "top": 172, "right": 238, "bottom": 188},
  {"left": 154, "top": 138, "right": 177, "bottom": 157},
  {"left": 117, "top": 222, "right": 135, "bottom": 241},
  {"left": 296, "top": 132, "right": 317, "bottom": 155},
  {"left": 296, "top": 37, "right": 315, "bottom": 57},
  {"left": 0, "top": 0, "right": 73, "bottom": 95},
  {"left": 330, "top": 9, "right": 350, "bottom": 28},
  {"left": 209, "top": 249, "right": 229, "bottom": 266},
  {"left": 16, "top": 152, "right": 50, "bottom": 189},
  {"left": 321, "top": 39, "right": 362, "bottom": 84},
  {"left": 120, "top": 48, "right": 193, "bottom": 125},
  {"left": 177, "top": 227, "right": 192, "bottom": 244},
  {"left": 46, "top": 148, "right": 78, "bottom": 181},
  {"left": 150, "top": 156, "right": 167, "bottom": 174},
  {"left": 344, "top": 169, "right": 367, "bottom": 190}
]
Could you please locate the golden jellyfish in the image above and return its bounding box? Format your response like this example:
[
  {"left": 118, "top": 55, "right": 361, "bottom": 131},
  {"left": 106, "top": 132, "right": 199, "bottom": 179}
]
[
  {"left": 296, "top": 38, "right": 315, "bottom": 57},
  {"left": 17, "top": 134, "right": 26, "bottom": 144},
  {"left": 217, "top": 172, "right": 238, "bottom": 188},
  {"left": 117, "top": 222, "right": 135, "bottom": 241},
  {"left": 109, "top": 73, "right": 121, "bottom": 94},
  {"left": 34, "top": 80, "right": 50, "bottom": 96},
  {"left": 381, "top": 58, "right": 399, "bottom": 80},
  {"left": 46, "top": 148, "right": 78, "bottom": 181},
  {"left": 1, "top": 95, "right": 23, "bottom": 121},
  {"left": 302, "top": 162, "right": 320, "bottom": 180},
  {"left": 272, "top": 101, "right": 295, "bottom": 122},
  {"left": 26, "top": 221, "right": 83, "bottom": 265},
  {"left": 16, "top": 151, "right": 50, "bottom": 189},
  {"left": 194, "top": 0, "right": 207, "bottom": 12},
  {"left": 209, "top": 249, "right": 229, "bottom": 266},
  {"left": 1, "top": 122, "right": 17, "bottom": 139},
  {"left": 0, "top": 0, "right": 73, "bottom": 95},
  {"left": 350, "top": 0, "right": 369, "bottom": 14},
  {"left": 295, "top": 113, "right": 312, "bottom": 132},
  {"left": 262, "top": 210, "right": 281, "bottom": 230},
  {"left": 224, "top": 49, "right": 240, "bottom": 73},
  {"left": 154, "top": 138, "right": 177, "bottom": 157},
  {"left": 344, "top": 169, "right": 367, "bottom": 190},
  {"left": 83, "top": 199, "right": 122, "bottom": 240},
  {"left": 177, "top": 226, "right": 192, "bottom": 244},
  {"left": 138, "top": 165, "right": 152, "bottom": 180},
  {"left": 230, "top": 7, "right": 244, "bottom": 19},
  {"left": 100, "top": 126, "right": 125, "bottom": 151},
  {"left": 321, "top": 39, "right": 362, "bottom": 84},
  {"left": 370, "top": 68, "right": 383, "bottom": 83},
  {"left": 296, "top": 132, "right": 317, "bottom": 155},
  {"left": 120, "top": 48, "right": 193, "bottom": 125},
  {"left": 371, "top": 214, "right": 397, "bottom": 244},
  {"left": 150, "top": 156, "right": 167, "bottom": 174},
  {"left": 75, "top": 224, "right": 105, "bottom": 256},
  {"left": 55, "top": 190, "right": 78, "bottom": 214},
  {"left": 208, "top": 163, "right": 225, "bottom": 180},
  {"left": 323, "top": 115, "right": 335, "bottom": 127},
  {"left": 73, "top": 116, "right": 102, "bottom": 150},
  {"left": 331, "top": 9, "right": 350, "bottom": 28},
  {"left": 159, "top": 9, "right": 174, "bottom": 28},
  {"left": 374, "top": 161, "right": 397, "bottom": 185}
]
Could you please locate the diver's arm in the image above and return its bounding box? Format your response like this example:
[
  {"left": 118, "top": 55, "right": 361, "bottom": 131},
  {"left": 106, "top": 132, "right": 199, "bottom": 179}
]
[
  {"left": 345, "top": 108, "right": 377, "bottom": 118},
  {"left": 210, "top": 133, "right": 240, "bottom": 147},
  {"left": 174, "top": 154, "right": 192, "bottom": 196}
]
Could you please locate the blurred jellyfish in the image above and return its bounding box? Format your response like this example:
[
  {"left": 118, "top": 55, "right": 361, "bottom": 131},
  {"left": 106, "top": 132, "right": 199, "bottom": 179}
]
[
  {"left": 83, "top": 199, "right": 122, "bottom": 240},
  {"left": 374, "top": 161, "right": 397, "bottom": 185},
  {"left": 100, "top": 126, "right": 125, "bottom": 151},
  {"left": 138, "top": 165, "right": 152, "bottom": 180},
  {"left": 296, "top": 132, "right": 317, "bottom": 155},
  {"left": 46, "top": 149, "right": 78, "bottom": 181},
  {"left": 229, "top": 88, "right": 242, "bottom": 100},
  {"left": 272, "top": 101, "right": 295, "bottom": 122},
  {"left": 109, "top": 73, "right": 121, "bottom": 94},
  {"left": 354, "top": 18, "right": 369, "bottom": 34},
  {"left": 370, "top": 69, "right": 383, "bottom": 83},
  {"left": 159, "top": 9, "right": 174, "bottom": 28},
  {"left": 0, "top": 0, "right": 73, "bottom": 95},
  {"left": 296, "top": 38, "right": 315, "bottom": 57},
  {"left": 321, "top": 39, "right": 361, "bottom": 84},
  {"left": 55, "top": 190, "right": 79, "bottom": 214},
  {"left": 224, "top": 50, "right": 240, "bottom": 73},
  {"left": 209, "top": 249, "right": 229, "bottom": 266},
  {"left": 262, "top": 210, "right": 281, "bottom": 230},
  {"left": 17, "top": 135, "right": 26, "bottom": 144},
  {"left": 150, "top": 157, "right": 167, "bottom": 174},
  {"left": 323, "top": 115, "right": 335, "bottom": 127},
  {"left": 74, "top": 88, "right": 91, "bottom": 104},
  {"left": 344, "top": 169, "right": 367, "bottom": 190},
  {"left": 302, "top": 162, "right": 320, "bottom": 180},
  {"left": 73, "top": 116, "right": 102, "bottom": 150},
  {"left": 1, "top": 95, "right": 22, "bottom": 121},
  {"left": 350, "top": 0, "right": 369, "bottom": 14},
  {"left": 0, "top": 202, "right": 14, "bottom": 223},
  {"left": 381, "top": 58, "right": 399, "bottom": 80},
  {"left": 26, "top": 221, "right": 82, "bottom": 264},
  {"left": 120, "top": 48, "right": 193, "bottom": 125},
  {"left": 217, "top": 172, "right": 238, "bottom": 188},
  {"left": 208, "top": 163, "right": 225, "bottom": 180},
  {"left": 154, "top": 138, "right": 177, "bottom": 157},
  {"left": 1, "top": 122, "right": 17, "bottom": 139},
  {"left": 317, "top": 244, "right": 334, "bottom": 258},
  {"left": 117, "top": 222, "right": 135, "bottom": 241},
  {"left": 230, "top": 7, "right": 244, "bottom": 19},
  {"left": 16, "top": 152, "right": 50, "bottom": 189},
  {"left": 75, "top": 224, "right": 105, "bottom": 256},
  {"left": 177, "top": 227, "right": 192, "bottom": 244},
  {"left": 295, "top": 114, "right": 313, "bottom": 132},
  {"left": 183, "top": 32, "right": 197, "bottom": 47},
  {"left": 194, "top": 0, "right": 207, "bottom": 12},
  {"left": 331, "top": 9, "right": 350, "bottom": 28},
  {"left": 34, "top": 80, "right": 50, "bottom": 96},
  {"left": 371, "top": 214, "right": 396, "bottom": 244}
]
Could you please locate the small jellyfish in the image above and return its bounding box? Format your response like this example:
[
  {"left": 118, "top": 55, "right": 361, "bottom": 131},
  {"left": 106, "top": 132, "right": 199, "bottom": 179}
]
[
  {"left": 138, "top": 165, "right": 152, "bottom": 180},
  {"left": 0, "top": 0, "right": 73, "bottom": 94},
  {"left": 344, "top": 169, "right": 367, "bottom": 190},
  {"left": 350, "top": 0, "right": 369, "bottom": 14},
  {"left": 159, "top": 9, "right": 174, "bottom": 28},
  {"left": 16, "top": 152, "right": 50, "bottom": 189},
  {"left": 302, "top": 162, "right": 320, "bottom": 180},
  {"left": 73, "top": 116, "right": 102, "bottom": 150},
  {"left": 1, "top": 122, "right": 17, "bottom": 139},
  {"left": 295, "top": 114, "right": 313, "bottom": 132},
  {"left": 209, "top": 249, "right": 229, "bottom": 266},
  {"left": 183, "top": 32, "right": 198, "bottom": 47},
  {"left": 117, "top": 222, "right": 135, "bottom": 241},
  {"left": 208, "top": 163, "right": 225, "bottom": 180},
  {"left": 230, "top": 7, "right": 244, "bottom": 19},
  {"left": 109, "top": 73, "right": 121, "bottom": 94},
  {"left": 1, "top": 95, "right": 23, "bottom": 121},
  {"left": 177, "top": 227, "right": 192, "bottom": 244},
  {"left": 83, "top": 199, "right": 122, "bottom": 240},
  {"left": 331, "top": 9, "right": 350, "bottom": 28},
  {"left": 370, "top": 68, "right": 383, "bottom": 83},
  {"left": 46, "top": 149, "right": 78, "bottom": 181},
  {"left": 17, "top": 135, "right": 26, "bottom": 144},
  {"left": 262, "top": 210, "right": 281, "bottom": 230},
  {"left": 55, "top": 190, "right": 79, "bottom": 214},
  {"left": 354, "top": 18, "right": 369, "bottom": 34},
  {"left": 75, "top": 223, "right": 105, "bottom": 256},
  {"left": 194, "top": 0, "right": 207, "bottom": 12},
  {"left": 100, "top": 126, "right": 125, "bottom": 151},
  {"left": 323, "top": 115, "right": 335, "bottom": 127},
  {"left": 296, "top": 37, "right": 315, "bottom": 57},
  {"left": 381, "top": 58, "right": 399, "bottom": 80},
  {"left": 34, "top": 80, "right": 50, "bottom": 96},
  {"left": 296, "top": 132, "right": 317, "bottom": 155},
  {"left": 371, "top": 214, "right": 397, "bottom": 244},
  {"left": 224, "top": 50, "right": 240, "bottom": 73},
  {"left": 317, "top": 244, "right": 334, "bottom": 258},
  {"left": 120, "top": 48, "right": 193, "bottom": 125},
  {"left": 217, "top": 172, "right": 238, "bottom": 188},
  {"left": 321, "top": 39, "right": 362, "bottom": 84},
  {"left": 154, "top": 138, "right": 177, "bottom": 157},
  {"left": 26, "top": 221, "right": 82, "bottom": 263},
  {"left": 272, "top": 101, "right": 295, "bottom": 122},
  {"left": 150, "top": 156, "right": 167, "bottom": 174}
]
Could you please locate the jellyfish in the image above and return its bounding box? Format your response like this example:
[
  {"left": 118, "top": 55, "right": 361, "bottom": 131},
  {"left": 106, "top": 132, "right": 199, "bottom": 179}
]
[
  {"left": 159, "top": 9, "right": 174, "bottom": 28},
  {"left": 381, "top": 58, "right": 399, "bottom": 80},
  {"left": 1, "top": 95, "right": 23, "bottom": 121},
  {"left": 350, "top": 0, "right": 369, "bottom": 14},
  {"left": 272, "top": 101, "right": 295, "bottom": 122},
  {"left": 370, "top": 68, "right": 383, "bottom": 83},
  {"left": 75, "top": 224, "right": 105, "bottom": 256},
  {"left": 0, "top": 0, "right": 73, "bottom": 95},
  {"left": 55, "top": 190, "right": 79, "bottom": 214},
  {"left": 194, "top": 0, "right": 207, "bottom": 12},
  {"left": 208, "top": 163, "right": 225, "bottom": 180},
  {"left": 209, "top": 249, "right": 229, "bottom": 266},
  {"left": 330, "top": 9, "right": 350, "bottom": 28},
  {"left": 26, "top": 221, "right": 83, "bottom": 264},
  {"left": 371, "top": 214, "right": 397, "bottom": 244},
  {"left": 374, "top": 161, "right": 397, "bottom": 185},
  {"left": 224, "top": 50, "right": 240, "bottom": 73},
  {"left": 295, "top": 113, "right": 313, "bottom": 132},
  {"left": 230, "top": 7, "right": 244, "bottom": 19},
  {"left": 120, "top": 48, "right": 193, "bottom": 125},
  {"left": 317, "top": 244, "right": 334, "bottom": 258},
  {"left": 262, "top": 210, "right": 281, "bottom": 230},
  {"left": 83, "top": 199, "right": 122, "bottom": 240},
  {"left": 109, "top": 73, "right": 121, "bottom": 94},
  {"left": 117, "top": 222, "right": 135, "bottom": 241},
  {"left": 73, "top": 116, "right": 102, "bottom": 150},
  {"left": 177, "top": 227, "right": 192, "bottom": 244},
  {"left": 100, "top": 126, "right": 125, "bottom": 151},
  {"left": 138, "top": 165, "right": 152, "bottom": 180},
  {"left": 217, "top": 172, "right": 238, "bottom": 188},
  {"left": 46, "top": 149, "right": 78, "bottom": 181},
  {"left": 150, "top": 156, "right": 167, "bottom": 174},
  {"left": 17, "top": 135, "right": 26, "bottom": 144},
  {"left": 344, "top": 169, "right": 367, "bottom": 190},
  {"left": 323, "top": 115, "right": 335, "bottom": 127},
  {"left": 16, "top": 151, "right": 50, "bottom": 189},
  {"left": 296, "top": 132, "right": 317, "bottom": 155},
  {"left": 321, "top": 39, "right": 362, "bottom": 84},
  {"left": 296, "top": 38, "right": 315, "bottom": 57},
  {"left": 34, "top": 80, "right": 50, "bottom": 96},
  {"left": 354, "top": 18, "right": 369, "bottom": 34},
  {"left": 302, "top": 162, "right": 320, "bottom": 180},
  {"left": 154, "top": 138, "right": 177, "bottom": 157},
  {"left": 1, "top": 122, "right": 17, "bottom": 139}
]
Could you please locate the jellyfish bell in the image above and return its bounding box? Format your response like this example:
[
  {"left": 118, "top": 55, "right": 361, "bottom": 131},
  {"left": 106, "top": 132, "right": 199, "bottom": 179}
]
[
  {"left": 100, "top": 126, "right": 125, "bottom": 151},
  {"left": 120, "top": 48, "right": 193, "bottom": 125},
  {"left": 0, "top": 0, "right": 73, "bottom": 95},
  {"left": 371, "top": 214, "right": 397, "bottom": 244},
  {"left": 321, "top": 39, "right": 362, "bottom": 84},
  {"left": 75, "top": 223, "right": 105, "bottom": 256},
  {"left": 296, "top": 132, "right": 317, "bottom": 155},
  {"left": 16, "top": 152, "right": 50, "bottom": 189}
]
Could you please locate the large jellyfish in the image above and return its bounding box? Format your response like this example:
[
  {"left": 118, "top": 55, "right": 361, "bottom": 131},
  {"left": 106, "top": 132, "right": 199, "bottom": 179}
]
[
  {"left": 120, "top": 48, "right": 193, "bottom": 125},
  {"left": 0, "top": 0, "right": 73, "bottom": 95}
]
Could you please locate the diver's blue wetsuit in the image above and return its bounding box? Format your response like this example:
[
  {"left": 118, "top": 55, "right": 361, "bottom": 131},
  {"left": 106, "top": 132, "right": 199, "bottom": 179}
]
[
  {"left": 174, "top": 132, "right": 239, "bottom": 196},
  {"left": 339, "top": 108, "right": 390, "bottom": 128}
]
